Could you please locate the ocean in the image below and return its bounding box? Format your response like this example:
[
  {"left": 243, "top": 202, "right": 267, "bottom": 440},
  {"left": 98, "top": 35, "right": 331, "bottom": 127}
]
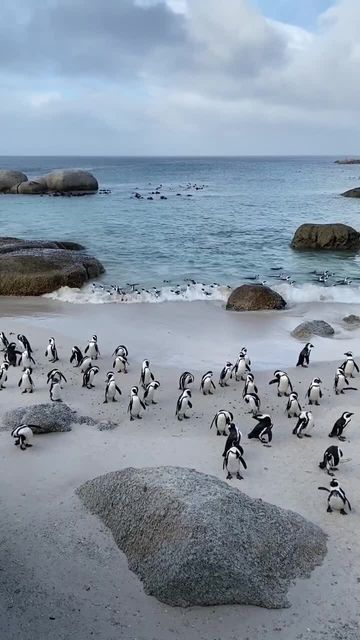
[{"left": 1, "top": 155, "right": 360, "bottom": 306}]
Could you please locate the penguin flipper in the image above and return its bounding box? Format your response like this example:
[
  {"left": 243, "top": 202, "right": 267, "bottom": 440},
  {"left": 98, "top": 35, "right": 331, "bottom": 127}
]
[
  {"left": 318, "top": 487, "right": 330, "bottom": 492},
  {"left": 268, "top": 379, "right": 277, "bottom": 385},
  {"left": 115, "top": 385, "right": 122, "bottom": 395},
  {"left": 84, "top": 346, "right": 89, "bottom": 353},
  {"left": 346, "top": 498, "right": 352, "bottom": 511},
  {"left": 355, "top": 362, "right": 359, "bottom": 372},
  {"left": 240, "top": 457, "right": 247, "bottom": 469},
  {"left": 188, "top": 401, "right": 192, "bottom": 409},
  {"left": 140, "top": 400, "right": 146, "bottom": 410},
  {"left": 17, "top": 379, "right": 21, "bottom": 387}
]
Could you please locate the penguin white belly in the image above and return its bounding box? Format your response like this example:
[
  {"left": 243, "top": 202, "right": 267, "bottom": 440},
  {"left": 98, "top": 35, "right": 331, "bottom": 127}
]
[
  {"left": 144, "top": 388, "right": 154, "bottom": 405},
  {"left": 246, "top": 381, "right": 256, "bottom": 395},
  {"left": 329, "top": 495, "right": 345, "bottom": 512},
  {"left": 179, "top": 399, "right": 190, "bottom": 417},
  {"left": 278, "top": 378, "right": 289, "bottom": 394},
  {"left": 45, "top": 346, "right": 52, "bottom": 360},
  {"left": 336, "top": 378, "right": 346, "bottom": 393},
  {"left": 309, "top": 388, "right": 320, "bottom": 402},
  {"left": 52, "top": 383, "right": 62, "bottom": 401},
  {"left": 87, "top": 344, "right": 98, "bottom": 358},
  {"left": 217, "top": 414, "right": 227, "bottom": 434},
  {"left": 131, "top": 396, "right": 142, "bottom": 416},
  {"left": 114, "top": 358, "right": 126, "bottom": 373},
  {"left": 223, "top": 371, "right": 231, "bottom": 384},
  {"left": 21, "top": 376, "right": 32, "bottom": 391},
  {"left": 81, "top": 358, "right": 92, "bottom": 372},
  {"left": 143, "top": 369, "right": 152, "bottom": 386},
  {"left": 203, "top": 378, "right": 212, "bottom": 394},
  {"left": 227, "top": 454, "right": 240, "bottom": 476},
  {"left": 235, "top": 362, "right": 246, "bottom": 380},
  {"left": 107, "top": 381, "right": 116, "bottom": 399},
  {"left": 303, "top": 417, "right": 314, "bottom": 434},
  {"left": 344, "top": 362, "right": 353, "bottom": 377},
  {"left": 88, "top": 370, "right": 96, "bottom": 385}
]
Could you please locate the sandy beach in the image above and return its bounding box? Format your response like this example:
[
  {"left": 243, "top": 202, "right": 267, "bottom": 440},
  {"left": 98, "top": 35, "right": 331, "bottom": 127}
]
[{"left": 0, "top": 297, "right": 360, "bottom": 640}]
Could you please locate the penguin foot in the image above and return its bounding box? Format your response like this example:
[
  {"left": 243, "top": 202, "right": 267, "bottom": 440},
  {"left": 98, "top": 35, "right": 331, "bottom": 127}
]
[
  {"left": 304, "top": 434, "right": 312, "bottom": 438},
  {"left": 236, "top": 473, "right": 243, "bottom": 480},
  {"left": 263, "top": 444, "right": 272, "bottom": 448},
  {"left": 296, "top": 434, "right": 303, "bottom": 439},
  {"left": 137, "top": 416, "right": 143, "bottom": 420},
  {"left": 340, "top": 509, "right": 347, "bottom": 515},
  {"left": 216, "top": 432, "right": 221, "bottom": 436},
  {"left": 130, "top": 416, "right": 134, "bottom": 421},
  {"left": 14, "top": 440, "right": 19, "bottom": 446},
  {"left": 226, "top": 473, "right": 232, "bottom": 480},
  {"left": 183, "top": 415, "right": 190, "bottom": 419},
  {"left": 112, "top": 399, "right": 117, "bottom": 402},
  {"left": 327, "top": 506, "right": 333, "bottom": 513},
  {"left": 26, "top": 444, "right": 33, "bottom": 448},
  {"left": 328, "top": 472, "right": 335, "bottom": 477},
  {"left": 152, "top": 401, "right": 158, "bottom": 405},
  {"left": 103, "top": 400, "right": 107, "bottom": 404},
  {"left": 339, "top": 436, "right": 346, "bottom": 441},
  {"left": 20, "top": 445, "right": 26, "bottom": 451}
]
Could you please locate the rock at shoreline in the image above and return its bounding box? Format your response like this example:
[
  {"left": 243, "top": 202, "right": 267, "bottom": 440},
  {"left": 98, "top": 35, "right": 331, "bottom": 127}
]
[
  {"left": 343, "top": 314, "right": 360, "bottom": 327},
  {"left": 16, "top": 179, "right": 47, "bottom": 195},
  {"left": 341, "top": 187, "right": 360, "bottom": 198},
  {"left": 291, "top": 320, "right": 335, "bottom": 339},
  {"left": 0, "top": 236, "right": 104, "bottom": 295},
  {"left": 0, "top": 168, "right": 98, "bottom": 195},
  {"left": 77, "top": 466, "right": 327, "bottom": 609},
  {"left": 226, "top": 284, "right": 286, "bottom": 311},
  {"left": 335, "top": 159, "right": 360, "bottom": 164},
  {"left": 291, "top": 223, "right": 360, "bottom": 250},
  {"left": 0, "top": 170, "right": 28, "bottom": 193},
  {"left": 2, "top": 403, "right": 75, "bottom": 433}
]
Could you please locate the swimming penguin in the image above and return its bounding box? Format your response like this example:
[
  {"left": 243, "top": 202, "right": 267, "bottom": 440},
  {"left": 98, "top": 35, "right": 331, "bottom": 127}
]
[
  {"left": 18, "top": 348, "right": 36, "bottom": 370},
  {"left": 70, "top": 346, "right": 83, "bottom": 367},
  {"left": 285, "top": 392, "right": 302, "bottom": 418},
  {"left": 269, "top": 370, "right": 293, "bottom": 397},
  {"left": 104, "top": 372, "right": 122, "bottom": 403},
  {"left": 306, "top": 378, "right": 322, "bottom": 405},
  {"left": 222, "top": 423, "right": 242, "bottom": 457},
  {"left": 296, "top": 343, "right": 314, "bottom": 367},
  {"left": 319, "top": 446, "right": 344, "bottom": 476},
  {"left": 18, "top": 367, "right": 34, "bottom": 394},
  {"left": 232, "top": 355, "right": 250, "bottom": 382},
  {"left": 223, "top": 446, "right": 247, "bottom": 480},
  {"left": 49, "top": 379, "right": 63, "bottom": 402},
  {"left": 210, "top": 410, "right": 233, "bottom": 436},
  {"left": 140, "top": 360, "right": 154, "bottom": 389},
  {"left": 45, "top": 338, "right": 59, "bottom": 363},
  {"left": 178, "top": 371, "right": 194, "bottom": 390},
  {"left": 0, "top": 331, "right": 9, "bottom": 351},
  {"left": 329, "top": 412, "right": 353, "bottom": 441},
  {"left": 128, "top": 385, "right": 146, "bottom": 420},
  {"left": 112, "top": 344, "right": 128, "bottom": 358},
  {"left": 5, "top": 343, "right": 21, "bottom": 367},
  {"left": 175, "top": 389, "right": 192, "bottom": 421},
  {"left": 11, "top": 424, "right": 35, "bottom": 450},
  {"left": 82, "top": 365, "right": 99, "bottom": 389},
  {"left": 200, "top": 371, "right": 216, "bottom": 395},
  {"left": 243, "top": 392, "right": 261, "bottom": 416},
  {"left": 334, "top": 367, "right": 357, "bottom": 395},
  {"left": 248, "top": 414, "right": 273, "bottom": 446},
  {"left": 113, "top": 354, "right": 128, "bottom": 374},
  {"left": 84, "top": 335, "right": 100, "bottom": 360},
  {"left": 219, "top": 362, "right": 233, "bottom": 387},
  {"left": 17, "top": 334, "right": 33, "bottom": 354},
  {"left": 0, "top": 362, "right": 9, "bottom": 389},
  {"left": 47, "top": 368, "right": 67, "bottom": 385},
  {"left": 340, "top": 352, "right": 359, "bottom": 378},
  {"left": 243, "top": 373, "right": 258, "bottom": 397},
  {"left": 318, "top": 479, "right": 351, "bottom": 515},
  {"left": 80, "top": 356, "right": 93, "bottom": 373},
  {"left": 292, "top": 411, "right": 314, "bottom": 438},
  {"left": 143, "top": 380, "right": 160, "bottom": 405}
]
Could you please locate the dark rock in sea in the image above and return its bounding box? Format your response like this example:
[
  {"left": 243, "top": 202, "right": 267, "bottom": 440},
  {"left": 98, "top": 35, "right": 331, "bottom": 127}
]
[
  {"left": 1, "top": 168, "right": 98, "bottom": 195},
  {"left": 291, "top": 320, "right": 335, "bottom": 339},
  {"left": 0, "top": 236, "right": 104, "bottom": 295},
  {"left": 76, "top": 466, "right": 327, "bottom": 609},
  {"left": 291, "top": 223, "right": 360, "bottom": 250},
  {"left": 226, "top": 284, "right": 286, "bottom": 311},
  {"left": 341, "top": 187, "right": 360, "bottom": 198},
  {"left": 335, "top": 159, "right": 360, "bottom": 164},
  {"left": 343, "top": 314, "right": 360, "bottom": 327},
  {"left": 16, "top": 179, "right": 47, "bottom": 195},
  {"left": 0, "top": 170, "right": 28, "bottom": 193},
  {"left": 2, "top": 403, "right": 75, "bottom": 433}
]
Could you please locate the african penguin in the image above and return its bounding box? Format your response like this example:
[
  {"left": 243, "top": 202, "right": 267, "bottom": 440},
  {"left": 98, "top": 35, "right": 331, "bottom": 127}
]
[
  {"left": 17, "top": 334, "right": 33, "bottom": 354},
  {"left": 219, "top": 362, "right": 233, "bottom": 387},
  {"left": 47, "top": 369, "right": 67, "bottom": 385},
  {"left": 269, "top": 370, "right": 293, "bottom": 397},
  {"left": 178, "top": 371, "right": 194, "bottom": 390},
  {"left": 104, "top": 372, "right": 122, "bottom": 403},
  {"left": 113, "top": 354, "right": 128, "bottom": 374},
  {"left": 84, "top": 335, "right": 100, "bottom": 359},
  {"left": 18, "top": 367, "right": 34, "bottom": 394},
  {"left": 140, "top": 360, "right": 154, "bottom": 389},
  {"left": 45, "top": 338, "right": 59, "bottom": 363},
  {"left": 340, "top": 352, "right": 359, "bottom": 378},
  {"left": 11, "top": 425, "right": 35, "bottom": 450},
  {"left": 200, "top": 371, "right": 216, "bottom": 395},
  {"left": 244, "top": 392, "right": 261, "bottom": 416},
  {"left": 292, "top": 411, "right": 314, "bottom": 438},
  {"left": 210, "top": 410, "right": 233, "bottom": 436},
  {"left": 306, "top": 378, "right": 322, "bottom": 405},
  {"left": 318, "top": 479, "right": 351, "bottom": 515},
  {"left": 80, "top": 356, "right": 93, "bottom": 373},
  {"left": 248, "top": 414, "right": 273, "bottom": 446},
  {"left": 175, "top": 389, "right": 192, "bottom": 421},
  {"left": 285, "top": 392, "right": 302, "bottom": 418},
  {"left": 18, "top": 349, "right": 35, "bottom": 370},
  {"left": 0, "top": 362, "right": 9, "bottom": 389},
  {"left": 50, "top": 380, "right": 63, "bottom": 402},
  {"left": 223, "top": 446, "right": 247, "bottom": 480},
  {"left": 296, "top": 343, "right": 314, "bottom": 367},
  {"left": 243, "top": 373, "right": 258, "bottom": 397},
  {"left": 82, "top": 365, "right": 99, "bottom": 389},
  {"left": 143, "top": 380, "right": 160, "bottom": 405},
  {"left": 5, "top": 343, "right": 21, "bottom": 367},
  {"left": 334, "top": 367, "right": 357, "bottom": 395},
  {"left": 232, "top": 356, "right": 250, "bottom": 382},
  {"left": 319, "top": 446, "right": 343, "bottom": 476},
  {"left": 329, "top": 412, "right": 353, "bottom": 441},
  {"left": 222, "top": 423, "right": 242, "bottom": 457},
  {"left": 70, "top": 346, "right": 83, "bottom": 367},
  {"left": 128, "top": 385, "right": 146, "bottom": 420}
]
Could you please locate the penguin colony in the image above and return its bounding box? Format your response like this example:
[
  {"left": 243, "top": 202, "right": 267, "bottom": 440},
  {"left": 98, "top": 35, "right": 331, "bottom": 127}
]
[{"left": 2, "top": 333, "right": 357, "bottom": 515}]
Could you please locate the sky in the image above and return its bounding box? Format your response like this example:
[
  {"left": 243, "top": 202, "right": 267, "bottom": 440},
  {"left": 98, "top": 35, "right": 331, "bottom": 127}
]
[{"left": 1, "top": 0, "right": 359, "bottom": 155}]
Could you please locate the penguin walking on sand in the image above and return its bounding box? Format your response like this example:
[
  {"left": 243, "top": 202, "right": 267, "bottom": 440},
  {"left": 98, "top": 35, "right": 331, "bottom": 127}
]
[
  {"left": 179, "top": 371, "right": 194, "bottom": 390},
  {"left": 319, "top": 446, "right": 344, "bottom": 476},
  {"left": 143, "top": 380, "right": 160, "bottom": 405},
  {"left": 5, "top": 343, "right": 21, "bottom": 367},
  {"left": 82, "top": 365, "right": 99, "bottom": 389},
  {"left": 112, "top": 344, "right": 128, "bottom": 358},
  {"left": 340, "top": 352, "right": 359, "bottom": 378},
  {"left": 18, "top": 348, "right": 36, "bottom": 370},
  {"left": 70, "top": 346, "right": 83, "bottom": 367},
  {"left": 269, "top": 370, "right": 293, "bottom": 397},
  {"left": 296, "top": 343, "right": 314, "bottom": 367},
  {"left": 306, "top": 378, "right": 322, "bottom": 405},
  {"left": 248, "top": 414, "right": 273, "bottom": 446},
  {"left": 84, "top": 335, "right": 100, "bottom": 360},
  {"left": 243, "top": 392, "right": 261, "bottom": 416},
  {"left": 334, "top": 367, "right": 357, "bottom": 395},
  {"left": 0, "top": 362, "right": 9, "bottom": 389},
  {"left": 11, "top": 425, "right": 35, "bottom": 450},
  {"left": 113, "top": 354, "right": 128, "bottom": 374},
  {"left": 239, "top": 346, "right": 251, "bottom": 366},
  {"left": 210, "top": 410, "right": 233, "bottom": 436},
  {"left": 80, "top": 356, "right": 93, "bottom": 374},
  {"left": 243, "top": 373, "right": 258, "bottom": 397},
  {"left": 140, "top": 360, "right": 154, "bottom": 389},
  {"left": 18, "top": 368, "right": 34, "bottom": 394},
  {"left": 45, "top": 338, "right": 59, "bottom": 363},
  {"left": 17, "top": 334, "right": 33, "bottom": 354},
  {"left": 50, "top": 379, "right": 63, "bottom": 402},
  {"left": 104, "top": 372, "right": 122, "bottom": 403},
  {"left": 223, "top": 446, "right": 247, "bottom": 480},
  {"left": 292, "top": 411, "right": 314, "bottom": 438},
  {"left": 128, "top": 385, "right": 146, "bottom": 420},
  {"left": 232, "top": 355, "right": 250, "bottom": 382},
  {"left": 285, "top": 392, "right": 302, "bottom": 418},
  {"left": 175, "top": 389, "right": 192, "bottom": 421},
  {"left": 47, "top": 369, "right": 67, "bottom": 385},
  {"left": 219, "top": 362, "right": 233, "bottom": 387},
  {"left": 329, "top": 412, "right": 353, "bottom": 441},
  {"left": 0, "top": 331, "right": 9, "bottom": 351},
  {"left": 222, "top": 423, "right": 242, "bottom": 457},
  {"left": 200, "top": 371, "right": 216, "bottom": 395},
  {"left": 318, "top": 479, "right": 351, "bottom": 515}
]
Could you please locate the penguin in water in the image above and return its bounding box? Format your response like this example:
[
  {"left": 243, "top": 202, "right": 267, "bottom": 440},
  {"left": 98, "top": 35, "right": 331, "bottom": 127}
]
[
  {"left": 232, "top": 355, "right": 250, "bottom": 382},
  {"left": 0, "top": 362, "right": 9, "bottom": 389},
  {"left": 319, "top": 446, "right": 343, "bottom": 476},
  {"left": 18, "top": 367, "right": 34, "bottom": 394},
  {"left": 82, "top": 365, "right": 99, "bottom": 389},
  {"left": 113, "top": 354, "right": 128, "bottom": 374},
  {"left": 84, "top": 335, "right": 100, "bottom": 360},
  {"left": 285, "top": 392, "right": 302, "bottom": 418},
  {"left": 306, "top": 378, "right": 322, "bottom": 405},
  {"left": 17, "top": 334, "right": 33, "bottom": 354},
  {"left": 128, "top": 385, "right": 146, "bottom": 421},
  {"left": 140, "top": 360, "right": 154, "bottom": 389},
  {"left": 329, "top": 412, "right": 353, "bottom": 441},
  {"left": 200, "top": 371, "right": 216, "bottom": 395},
  {"left": 50, "top": 379, "right": 63, "bottom": 402},
  {"left": 222, "top": 423, "right": 242, "bottom": 457},
  {"left": 80, "top": 356, "right": 93, "bottom": 373},
  {"left": 178, "top": 371, "right": 194, "bottom": 390},
  {"left": 223, "top": 446, "right": 247, "bottom": 480},
  {"left": 219, "top": 362, "right": 233, "bottom": 387},
  {"left": 11, "top": 425, "right": 35, "bottom": 450},
  {"left": 243, "top": 373, "right": 258, "bottom": 397},
  {"left": 248, "top": 414, "right": 273, "bottom": 446},
  {"left": 143, "top": 380, "right": 160, "bottom": 406},
  {"left": 292, "top": 411, "right": 314, "bottom": 438},
  {"left": 269, "top": 370, "right": 293, "bottom": 397},
  {"left": 47, "top": 368, "right": 67, "bottom": 385},
  {"left": 112, "top": 344, "right": 128, "bottom": 358},
  {"left": 210, "top": 410, "right": 233, "bottom": 436},
  {"left": 296, "top": 343, "right": 314, "bottom": 367},
  {"left": 45, "top": 338, "right": 59, "bottom": 363},
  {"left": 175, "top": 389, "right": 192, "bottom": 421},
  {"left": 5, "top": 343, "right": 21, "bottom": 367},
  {"left": 18, "top": 348, "right": 36, "bottom": 370},
  {"left": 318, "top": 479, "right": 351, "bottom": 515},
  {"left": 243, "top": 392, "right": 261, "bottom": 416},
  {"left": 104, "top": 372, "right": 122, "bottom": 403},
  {"left": 70, "top": 346, "right": 83, "bottom": 367},
  {"left": 334, "top": 367, "right": 357, "bottom": 395},
  {"left": 0, "top": 331, "right": 9, "bottom": 351},
  {"left": 340, "top": 352, "right": 359, "bottom": 378}
]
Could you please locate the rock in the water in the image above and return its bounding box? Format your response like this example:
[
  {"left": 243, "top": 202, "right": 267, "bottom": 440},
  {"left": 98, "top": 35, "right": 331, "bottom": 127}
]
[
  {"left": 343, "top": 314, "right": 360, "bottom": 326},
  {"left": 291, "top": 224, "right": 360, "bottom": 250},
  {"left": 2, "top": 403, "right": 75, "bottom": 433},
  {"left": 15, "top": 179, "right": 47, "bottom": 195},
  {"left": 226, "top": 284, "right": 286, "bottom": 311},
  {"left": 42, "top": 169, "right": 98, "bottom": 194},
  {"left": 291, "top": 320, "right": 335, "bottom": 339},
  {"left": 335, "top": 159, "right": 360, "bottom": 164},
  {"left": 341, "top": 187, "right": 360, "bottom": 198},
  {"left": 76, "top": 466, "right": 327, "bottom": 609},
  {"left": 0, "top": 170, "right": 28, "bottom": 193}
]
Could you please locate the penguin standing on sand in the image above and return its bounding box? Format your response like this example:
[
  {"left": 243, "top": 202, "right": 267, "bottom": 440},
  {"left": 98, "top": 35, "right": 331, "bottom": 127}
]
[
  {"left": 232, "top": 355, "right": 250, "bottom": 382},
  {"left": 319, "top": 446, "right": 344, "bottom": 476},
  {"left": 104, "top": 372, "right": 122, "bottom": 403},
  {"left": 318, "top": 479, "right": 351, "bottom": 515},
  {"left": 175, "top": 389, "right": 192, "bottom": 421},
  {"left": 45, "top": 338, "right": 59, "bottom": 363},
  {"left": 306, "top": 378, "right": 322, "bottom": 405},
  {"left": 292, "top": 411, "right": 314, "bottom": 438},
  {"left": 11, "top": 425, "right": 35, "bottom": 450},
  {"left": 179, "top": 371, "right": 194, "bottom": 390},
  {"left": 243, "top": 373, "right": 258, "bottom": 397},
  {"left": 140, "top": 360, "right": 154, "bottom": 389},
  {"left": 50, "top": 380, "right": 63, "bottom": 402},
  {"left": 243, "top": 392, "right": 261, "bottom": 416},
  {"left": 200, "top": 371, "right": 216, "bottom": 395},
  {"left": 296, "top": 343, "right": 314, "bottom": 367},
  {"left": 84, "top": 335, "right": 100, "bottom": 360},
  {"left": 334, "top": 367, "right": 357, "bottom": 395},
  {"left": 285, "top": 392, "right": 302, "bottom": 418},
  {"left": 70, "top": 346, "right": 83, "bottom": 367},
  {"left": 143, "top": 380, "right": 160, "bottom": 405},
  {"left": 269, "top": 370, "right": 293, "bottom": 397},
  {"left": 329, "top": 412, "right": 353, "bottom": 441},
  {"left": 222, "top": 423, "right": 242, "bottom": 457},
  {"left": 223, "top": 446, "right": 247, "bottom": 480},
  {"left": 219, "top": 362, "right": 233, "bottom": 387},
  {"left": 5, "top": 343, "right": 21, "bottom": 367},
  {"left": 82, "top": 365, "right": 99, "bottom": 389},
  {"left": 17, "top": 334, "right": 33, "bottom": 354},
  {"left": 239, "top": 346, "right": 251, "bottom": 366},
  {"left": 210, "top": 410, "right": 233, "bottom": 436},
  {"left": 248, "top": 414, "right": 273, "bottom": 446},
  {"left": 113, "top": 354, "right": 128, "bottom": 374},
  {"left": 0, "top": 331, "right": 9, "bottom": 351},
  {"left": 80, "top": 356, "right": 93, "bottom": 373},
  {"left": 18, "top": 348, "right": 36, "bottom": 370},
  {"left": 341, "top": 352, "right": 359, "bottom": 378},
  {"left": 18, "top": 367, "right": 34, "bottom": 394},
  {"left": 0, "top": 362, "right": 9, "bottom": 389},
  {"left": 128, "top": 386, "right": 146, "bottom": 420}
]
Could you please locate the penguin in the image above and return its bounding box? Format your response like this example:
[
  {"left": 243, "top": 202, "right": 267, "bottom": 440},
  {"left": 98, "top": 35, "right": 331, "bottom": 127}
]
[
  {"left": 70, "top": 346, "right": 83, "bottom": 367},
  {"left": 200, "top": 371, "right": 216, "bottom": 395},
  {"left": 248, "top": 414, "right": 273, "bottom": 446},
  {"left": 18, "top": 348, "right": 36, "bottom": 370},
  {"left": 239, "top": 346, "right": 251, "bottom": 366},
  {"left": 47, "top": 369, "right": 67, "bottom": 385},
  {"left": 112, "top": 344, "right": 129, "bottom": 358},
  {"left": 80, "top": 356, "right": 93, "bottom": 373},
  {"left": 269, "top": 370, "right": 293, "bottom": 397},
  {"left": 113, "top": 354, "right": 128, "bottom": 374},
  {"left": 104, "top": 372, "right": 122, "bottom": 403},
  {"left": 232, "top": 356, "right": 250, "bottom": 382},
  {"left": 84, "top": 335, "right": 100, "bottom": 359},
  {"left": 219, "top": 362, "right": 233, "bottom": 387},
  {"left": 292, "top": 411, "right": 314, "bottom": 438},
  {"left": 128, "top": 385, "right": 146, "bottom": 420},
  {"left": 175, "top": 389, "right": 192, "bottom": 421},
  {"left": 18, "top": 367, "right": 34, "bottom": 394},
  {"left": 17, "top": 334, "right": 33, "bottom": 354},
  {"left": 139, "top": 360, "right": 154, "bottom": 389},
  {"left": 329, "top": 412, "right": 353, "bottom": 441},
  {"left": 243, "top": 392, "right": 261, "bottom": 416},
  {"left": 5, "top": 343, "right": 21, "bottom": 367},
  {"left": 178, "top": 371, "right": 194, "bottom": 390},
  {"left": 50, "top": 380, "right": 63, "bottom": 402},
  {"left": 318, "top": 479, "right": 351, "bottom": 515},
  {"left": 319, "top": 446, "right": 343, "bottom": 476},
  {"left": 0, "top": 362, "right": 9, "bottom": 389},
  {"left": 334, "top": 367, "right": 357, "bottom": 395},
  {"left": 210, "top": 410, "right": 233, "bottom": 436},
  {"left": 285, "top": 392, "right": 302, "bottom": 418},
  {"left": 243, "top": 373, "right": 258, "bottom": 397},
  {"left": 82, "top": 365, "right": 99, "bottom": 389},
  {"left": 223, "top": 446, "right": 247, "bottom": 480},
  {"left": 306, "top": 377, "right": 322, "bottom": 405},
  {"left": 45, "top": 337, "right": 59, "bottom": 363},
  {"left": 340, "top": 351, "right": 359, "bottom": 378},
  {"left": 296, "top": 343, "right": 314, "bottom": 367},
  {"left": 143, "top": 380, "right": 160, "bottom": 405},
  {"left": 11, "top": 424, "right": 35, "bottom": 450},
  {"left": 222, "top": 423, "right": 242, "bottom": 457}
]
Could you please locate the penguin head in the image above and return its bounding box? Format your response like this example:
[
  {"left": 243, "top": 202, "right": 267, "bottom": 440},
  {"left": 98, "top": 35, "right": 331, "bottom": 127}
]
[
  {"left": 106, "top": 371, "right": 115, "bottom": 381},
  {"left": 26, "top": 367, "right": 32, "bottom": 374},
  {"left": 131, "top": 386, "right": 139, "bottom": 395},
  {"left": 329, "top": 479, "right": 340, "bottom": 488},
  {"left": 306, "top": 343, "right": 314, "bottom": 349},
  {"left": 226, "top": 361, "right": 232, "bottom": 368},
  {"left": 313, "top": 377, "right": 322, "bottom": 384},
  {"left": 183, "top": 389, "right": 192, "bottom": 397},
  {"left": 1, "top": 362, "right": 9, "bottom": 370},
  {"left": 343, "top": 411, "right": 353, "bottom": 419},
  {"left": 153, "top": 380, "right": 160, "bottom": 389},
  {"left": 344, "top": 351, "right": 353, "bottom": 357},
  {"left": 143, "top": 359, "right": 150, "bottom": 367},
  {"left": 92, "top": 335, "right": 98, "bottom": 341}
]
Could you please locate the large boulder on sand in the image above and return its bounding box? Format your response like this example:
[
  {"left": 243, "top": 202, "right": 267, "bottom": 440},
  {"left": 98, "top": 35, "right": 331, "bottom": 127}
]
[
  {"left": 76, "top": 466, "right": 327, "bottom": 608},
  {"left": 291, "top": 223, "right": 360, "bottom": 250},
  {"left": 341, "top": 187, "right": 360, "bottom": 198},
  {"left": 0, "top": 236, "right": 104, "bottom": 295},
  {"left": 291, "top": 320, "right": 335, "bottom": 339},
  {"left": 0, "top": 170, "right": 28, "bottom": 193},
  {"left": 2, "top": 403, "right": 75, "bottom": 433},
  {"left": 226, "top": 284, "right": 286, "bottom": 311},
  {"left": 42, "top": 169, "right": 98, "bottom": 194}
]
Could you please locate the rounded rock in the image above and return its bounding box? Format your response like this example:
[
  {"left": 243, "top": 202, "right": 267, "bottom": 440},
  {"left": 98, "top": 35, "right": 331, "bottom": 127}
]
[
  {"left": 0, "top": 170, "right": 28, "bottom": 193},
  {"left": 226, "top": 284, "right": 286, "bottom": 311},
  {"left": 291, "top": 223, "right": 360, "bottom": 250}
]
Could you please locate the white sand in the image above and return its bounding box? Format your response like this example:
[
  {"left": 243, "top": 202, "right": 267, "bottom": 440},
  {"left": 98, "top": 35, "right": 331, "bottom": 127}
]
[{"left": 0, "top": 298, "right": 360, "bottom": 640}]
